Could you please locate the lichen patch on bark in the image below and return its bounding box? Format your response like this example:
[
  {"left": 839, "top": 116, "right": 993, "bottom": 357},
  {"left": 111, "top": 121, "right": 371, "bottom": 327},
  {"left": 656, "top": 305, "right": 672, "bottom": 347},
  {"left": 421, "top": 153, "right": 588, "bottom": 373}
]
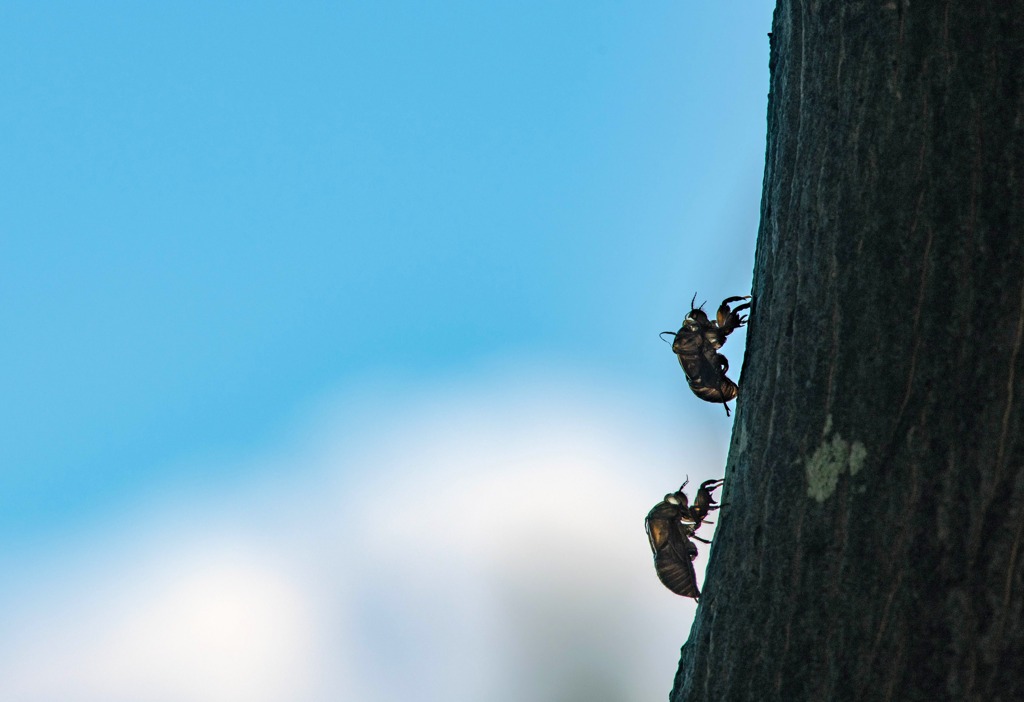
[
  {"left": 849, "top": 441, "right": 867, "bottom": 475},
  {"left": 805, "top": 417, "right": 868, "bottom": 501}
]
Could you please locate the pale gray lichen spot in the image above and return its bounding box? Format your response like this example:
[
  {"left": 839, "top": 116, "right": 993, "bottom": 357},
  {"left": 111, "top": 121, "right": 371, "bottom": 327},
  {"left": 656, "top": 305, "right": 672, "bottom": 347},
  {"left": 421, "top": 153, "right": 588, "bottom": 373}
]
[
  {"left": 806, "top": 434, "right": 850, "bottom": 502},
  {"left": 849, "top": 441, "right": 868, "bottom": 475},
  {"left": 806, "top": 433, "right": 869, "bottom": 502}
]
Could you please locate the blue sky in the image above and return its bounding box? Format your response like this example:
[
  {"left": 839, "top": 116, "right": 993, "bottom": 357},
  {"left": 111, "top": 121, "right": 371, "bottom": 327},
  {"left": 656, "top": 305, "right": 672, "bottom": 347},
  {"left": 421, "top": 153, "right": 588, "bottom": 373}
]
[{"left": 1, "top": 2, "right": 772, "bottom": 699}]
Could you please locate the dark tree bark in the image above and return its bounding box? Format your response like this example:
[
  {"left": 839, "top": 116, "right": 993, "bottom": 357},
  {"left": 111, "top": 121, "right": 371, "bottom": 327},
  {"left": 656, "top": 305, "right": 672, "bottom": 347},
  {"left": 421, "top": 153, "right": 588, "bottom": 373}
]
[{"left": 672, "top": 2, "right": 1024, "bottom": 700}]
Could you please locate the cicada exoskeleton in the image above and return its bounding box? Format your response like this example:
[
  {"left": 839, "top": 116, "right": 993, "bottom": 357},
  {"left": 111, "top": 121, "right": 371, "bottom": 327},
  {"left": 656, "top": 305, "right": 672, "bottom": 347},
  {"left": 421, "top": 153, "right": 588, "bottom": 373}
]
[
  {"left": 663, "top": 295, "right": 750, "bottom": 416},
  {"left": 645, "top": 478, "right": 724, "bottom": 599}
]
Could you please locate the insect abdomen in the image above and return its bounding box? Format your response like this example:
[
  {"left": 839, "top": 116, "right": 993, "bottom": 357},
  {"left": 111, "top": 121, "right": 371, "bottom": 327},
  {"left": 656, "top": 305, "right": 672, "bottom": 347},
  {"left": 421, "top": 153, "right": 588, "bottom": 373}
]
[
  {"left": 687, "top": 377, "right": 738, "bottom": 403},
  {"left": 655, "top": 552, "right": 700, "bottom": 598}
]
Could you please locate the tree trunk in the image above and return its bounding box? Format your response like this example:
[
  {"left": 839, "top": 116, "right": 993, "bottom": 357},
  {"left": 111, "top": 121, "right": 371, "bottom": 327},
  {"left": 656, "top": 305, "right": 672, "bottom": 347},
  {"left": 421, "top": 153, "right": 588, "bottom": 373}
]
[{"left": 672, "top": 2, "right": 1024, "bottom": 700}]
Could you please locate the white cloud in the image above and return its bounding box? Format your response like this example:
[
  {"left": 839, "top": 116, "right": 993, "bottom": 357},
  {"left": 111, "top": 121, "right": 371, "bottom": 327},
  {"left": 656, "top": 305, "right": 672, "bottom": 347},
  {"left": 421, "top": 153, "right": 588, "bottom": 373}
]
[{"left": 0, "top": 369, "right": 728, "bottom": 702}]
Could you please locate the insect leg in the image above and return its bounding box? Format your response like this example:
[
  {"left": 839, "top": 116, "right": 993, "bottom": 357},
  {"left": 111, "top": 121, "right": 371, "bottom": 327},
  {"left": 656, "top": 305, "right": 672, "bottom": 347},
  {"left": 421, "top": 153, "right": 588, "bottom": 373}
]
[{"left": 717, "top": 296, "right": 752, "bottom": 334}]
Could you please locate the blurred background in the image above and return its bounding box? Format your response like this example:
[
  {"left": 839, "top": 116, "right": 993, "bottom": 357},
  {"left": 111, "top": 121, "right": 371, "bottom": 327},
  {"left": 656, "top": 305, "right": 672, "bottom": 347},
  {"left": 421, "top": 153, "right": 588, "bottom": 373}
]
[{"left": 0, "top": 2, "right": 772, "bottom": 700}]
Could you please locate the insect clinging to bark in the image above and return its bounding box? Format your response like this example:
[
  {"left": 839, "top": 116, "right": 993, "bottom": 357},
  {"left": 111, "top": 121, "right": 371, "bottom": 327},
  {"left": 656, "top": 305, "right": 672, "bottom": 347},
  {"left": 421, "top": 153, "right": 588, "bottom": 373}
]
[
  {"left": 662, "top": 295, "right": 751, "bottom": 416},
  {"left": 645, "top": 478, "right": 724, "bottom": 599}
]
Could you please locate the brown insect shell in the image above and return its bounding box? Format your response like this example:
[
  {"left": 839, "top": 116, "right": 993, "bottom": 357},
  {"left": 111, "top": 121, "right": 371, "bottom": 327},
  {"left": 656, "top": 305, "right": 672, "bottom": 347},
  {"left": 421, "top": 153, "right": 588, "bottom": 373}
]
[
  {"left": 645, "top": 498, "right": 684, "bottom": 551},
  {"left": 671, "top": 326, "right": 704, "bottom": 358},
  {"left": 645, "top": 499, "right": 702, "bottom": 599}
]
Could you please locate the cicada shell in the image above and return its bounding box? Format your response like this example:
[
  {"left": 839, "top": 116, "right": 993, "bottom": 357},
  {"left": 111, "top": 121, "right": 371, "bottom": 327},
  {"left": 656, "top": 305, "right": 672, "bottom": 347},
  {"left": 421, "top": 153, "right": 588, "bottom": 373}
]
[
  {"left": 663, "top": 295, "right": 751, "bottom": 416},
  {"left": 645, "top": 479, "right": 724, "bottom": 599}
]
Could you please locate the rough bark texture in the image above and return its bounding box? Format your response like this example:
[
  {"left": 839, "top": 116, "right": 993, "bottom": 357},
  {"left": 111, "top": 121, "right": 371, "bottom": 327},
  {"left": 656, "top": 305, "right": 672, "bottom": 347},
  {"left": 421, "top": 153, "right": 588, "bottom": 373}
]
[{"left": 672, "top": 2, "right": 1024, "bottom": 700}]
